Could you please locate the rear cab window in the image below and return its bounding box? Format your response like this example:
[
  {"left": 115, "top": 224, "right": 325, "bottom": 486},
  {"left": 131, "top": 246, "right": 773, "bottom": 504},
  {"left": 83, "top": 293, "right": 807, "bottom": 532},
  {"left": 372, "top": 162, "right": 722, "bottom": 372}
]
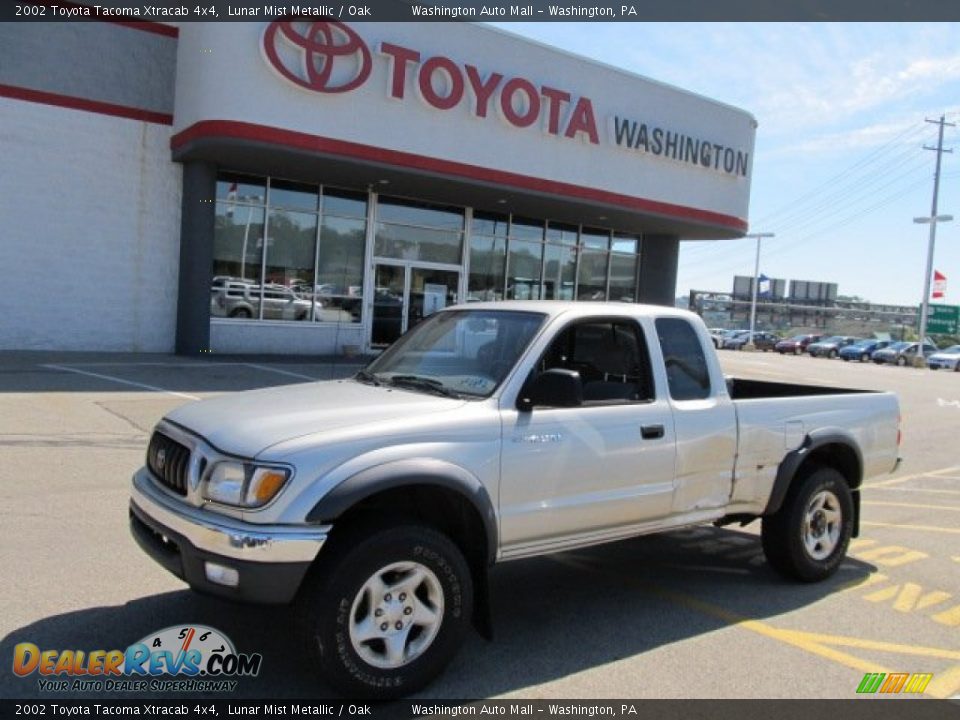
[{"left": 655, "top": 318, "right": 712, "bottom": 401}]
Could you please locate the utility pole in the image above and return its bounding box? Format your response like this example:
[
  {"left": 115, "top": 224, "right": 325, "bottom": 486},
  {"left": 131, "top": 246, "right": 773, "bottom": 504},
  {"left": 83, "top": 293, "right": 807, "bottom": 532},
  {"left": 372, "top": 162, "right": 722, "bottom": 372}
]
[
  {"left": 744, "top": 232, "right": 775, "bottom": 350},
  {"left": 914, "top": 115, "right": 954, "bottom": 367}
]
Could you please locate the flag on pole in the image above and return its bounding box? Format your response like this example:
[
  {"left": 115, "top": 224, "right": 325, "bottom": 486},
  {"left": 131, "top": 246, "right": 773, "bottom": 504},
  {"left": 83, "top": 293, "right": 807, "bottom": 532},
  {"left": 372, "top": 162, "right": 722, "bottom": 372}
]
[{"left": 932, "top": 270, "right": 947, "bottom": 299}]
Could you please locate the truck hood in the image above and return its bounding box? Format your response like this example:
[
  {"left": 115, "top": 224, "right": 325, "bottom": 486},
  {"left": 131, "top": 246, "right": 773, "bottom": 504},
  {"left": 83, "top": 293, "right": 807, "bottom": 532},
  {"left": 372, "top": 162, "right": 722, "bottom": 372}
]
[{"left": 164, "top": 379, "right": 466, "bottom": 458}]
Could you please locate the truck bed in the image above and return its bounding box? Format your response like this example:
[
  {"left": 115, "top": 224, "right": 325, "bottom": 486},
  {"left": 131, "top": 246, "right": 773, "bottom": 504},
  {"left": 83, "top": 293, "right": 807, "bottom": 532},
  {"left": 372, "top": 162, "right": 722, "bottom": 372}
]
[{"left": 727, "top": 377, "right": 874, "bottom": 399}]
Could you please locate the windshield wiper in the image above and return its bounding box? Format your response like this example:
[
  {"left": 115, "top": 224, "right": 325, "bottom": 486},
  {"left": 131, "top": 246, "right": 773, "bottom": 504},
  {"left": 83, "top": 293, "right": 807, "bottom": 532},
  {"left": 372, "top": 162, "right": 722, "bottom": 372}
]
[
  {"left": 354, "top": 369, "right": 382, "bottom": 386},
  {"left": 386, "top": 375, "right": 463, "bottom": 399}
]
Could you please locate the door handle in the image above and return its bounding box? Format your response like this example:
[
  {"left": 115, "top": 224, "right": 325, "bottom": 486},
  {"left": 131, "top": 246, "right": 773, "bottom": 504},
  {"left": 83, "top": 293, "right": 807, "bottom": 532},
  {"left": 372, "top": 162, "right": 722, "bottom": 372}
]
[{"left": 641, "top": 424, "right": 665, "bottom": 440}]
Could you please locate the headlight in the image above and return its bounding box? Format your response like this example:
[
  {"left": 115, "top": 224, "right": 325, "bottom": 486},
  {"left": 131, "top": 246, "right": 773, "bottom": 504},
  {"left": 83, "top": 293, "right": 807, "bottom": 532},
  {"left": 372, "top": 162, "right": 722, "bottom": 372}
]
[{"left": 203, "top": 462, "right": 291, "bottom": 508}]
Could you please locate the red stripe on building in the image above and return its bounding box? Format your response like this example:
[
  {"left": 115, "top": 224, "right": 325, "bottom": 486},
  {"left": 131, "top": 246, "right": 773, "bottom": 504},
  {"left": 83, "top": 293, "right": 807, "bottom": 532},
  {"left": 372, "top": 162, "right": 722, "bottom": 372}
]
[
  {"left": 172, "top": 120, "right": 749, "bottom": 233},
  {"left": 0, "top": 84, "right": 173, "bottom": 125}
]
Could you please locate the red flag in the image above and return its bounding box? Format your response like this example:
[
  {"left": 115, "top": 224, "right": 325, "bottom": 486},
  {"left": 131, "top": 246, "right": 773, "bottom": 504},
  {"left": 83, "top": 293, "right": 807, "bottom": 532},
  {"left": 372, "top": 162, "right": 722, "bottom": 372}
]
[{"left": 932, "top": 270, "right": 947, "bottom": 299}]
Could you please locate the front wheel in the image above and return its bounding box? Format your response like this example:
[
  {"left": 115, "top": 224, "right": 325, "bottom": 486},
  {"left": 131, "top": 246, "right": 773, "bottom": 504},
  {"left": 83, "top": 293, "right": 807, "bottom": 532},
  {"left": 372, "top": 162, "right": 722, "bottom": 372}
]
[
  {"left": 762, "top": 467, "right": 853, "bottom": 582},
  {"left": 298, "top": 525, "right": 473, "bottom": 699}
]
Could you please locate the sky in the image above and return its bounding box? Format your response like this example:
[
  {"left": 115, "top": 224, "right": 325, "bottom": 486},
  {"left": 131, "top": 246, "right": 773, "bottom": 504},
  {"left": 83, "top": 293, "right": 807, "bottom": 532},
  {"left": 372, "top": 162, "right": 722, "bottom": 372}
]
[{"left": 491, "top": 22, "right": 960, "bottom": 307}]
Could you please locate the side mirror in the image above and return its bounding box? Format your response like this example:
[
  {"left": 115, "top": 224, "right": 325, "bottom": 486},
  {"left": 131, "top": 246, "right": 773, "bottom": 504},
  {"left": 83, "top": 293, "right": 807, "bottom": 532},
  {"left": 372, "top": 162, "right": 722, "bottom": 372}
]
[{"left": 517, "top": 369, "right": 583, "bottom": 411}]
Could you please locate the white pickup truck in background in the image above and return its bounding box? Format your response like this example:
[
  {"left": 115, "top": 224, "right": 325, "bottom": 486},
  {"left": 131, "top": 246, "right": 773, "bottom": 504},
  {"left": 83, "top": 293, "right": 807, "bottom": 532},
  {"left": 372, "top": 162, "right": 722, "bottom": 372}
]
[{"left": 129, "top": 302, "right": 901, "bottom": 697}]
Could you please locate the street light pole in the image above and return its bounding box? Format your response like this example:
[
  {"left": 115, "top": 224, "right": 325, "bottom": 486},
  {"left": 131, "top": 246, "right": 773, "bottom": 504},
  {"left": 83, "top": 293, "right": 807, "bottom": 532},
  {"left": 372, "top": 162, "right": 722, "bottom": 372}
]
[
  {"left": 914, "top": 214, "right": 953, "bottom": 363},
  {"left": 913, "top": 114, "right": 955, "bottom": 367},
  {"left": 744, "top": 232, "right": 775, "bottom": 351}
]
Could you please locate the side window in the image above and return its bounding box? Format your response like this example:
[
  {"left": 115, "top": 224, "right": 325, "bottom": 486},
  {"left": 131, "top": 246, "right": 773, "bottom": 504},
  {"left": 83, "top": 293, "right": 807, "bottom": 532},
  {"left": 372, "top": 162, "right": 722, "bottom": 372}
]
[
  {"left": 537, "top": 319, "right": 654, "bottom": 404},
  {"left": 655, "top": 318, "right": 711, "bottom": 401}
]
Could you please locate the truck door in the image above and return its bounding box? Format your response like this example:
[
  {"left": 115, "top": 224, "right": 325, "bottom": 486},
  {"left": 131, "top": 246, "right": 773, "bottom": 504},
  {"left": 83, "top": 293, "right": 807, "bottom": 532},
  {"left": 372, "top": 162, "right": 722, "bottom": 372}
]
[
  {"left": 498, "top": 317, "right": 677, "bottom": 554},
  {"left": 652, "top": 317, "right": 737, "bottom": 514}
]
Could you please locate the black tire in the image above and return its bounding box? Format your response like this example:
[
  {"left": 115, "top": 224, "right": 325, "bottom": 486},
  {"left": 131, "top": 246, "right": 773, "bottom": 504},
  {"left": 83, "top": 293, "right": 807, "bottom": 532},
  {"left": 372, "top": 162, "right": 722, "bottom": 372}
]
[
  {"left": 841, "top": 356, "right": 849, "bottom": 362},
  {"left": 298, "top": 524, "right": 473, "bottom": 699},
  {"left": 229, "top": 308, "right": 252, "bottom": 319},
  {"left": 762, "top": 466, "right": 853, "bottom": 582}
]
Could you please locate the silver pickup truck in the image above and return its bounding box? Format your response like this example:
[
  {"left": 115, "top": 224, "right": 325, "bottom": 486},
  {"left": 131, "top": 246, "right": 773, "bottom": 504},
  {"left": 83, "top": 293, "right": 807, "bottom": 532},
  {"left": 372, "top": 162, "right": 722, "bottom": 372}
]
[{"left": 129, "top": 302, "right": 900, "bottom": 697}]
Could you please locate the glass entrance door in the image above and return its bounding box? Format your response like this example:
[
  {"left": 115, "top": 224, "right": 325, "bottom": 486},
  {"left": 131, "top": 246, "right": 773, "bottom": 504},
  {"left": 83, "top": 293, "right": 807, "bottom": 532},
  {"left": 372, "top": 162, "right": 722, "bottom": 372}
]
[{"left": 371, "top": 264, "right": 459, "bottom": 348}]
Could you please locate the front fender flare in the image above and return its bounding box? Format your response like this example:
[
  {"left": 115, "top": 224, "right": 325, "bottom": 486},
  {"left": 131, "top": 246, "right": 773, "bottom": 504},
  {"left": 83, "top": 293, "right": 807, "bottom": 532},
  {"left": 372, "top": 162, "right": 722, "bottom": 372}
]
[{"left": 305, "top": 458, "right": 498, "bottom": 564}]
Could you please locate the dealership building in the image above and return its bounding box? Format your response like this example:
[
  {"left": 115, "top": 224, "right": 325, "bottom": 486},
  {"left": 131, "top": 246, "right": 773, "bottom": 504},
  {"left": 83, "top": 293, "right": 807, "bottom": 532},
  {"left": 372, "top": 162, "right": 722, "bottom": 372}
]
[{"left": 0, "top": 20, "right": 756, "bottom": 354}]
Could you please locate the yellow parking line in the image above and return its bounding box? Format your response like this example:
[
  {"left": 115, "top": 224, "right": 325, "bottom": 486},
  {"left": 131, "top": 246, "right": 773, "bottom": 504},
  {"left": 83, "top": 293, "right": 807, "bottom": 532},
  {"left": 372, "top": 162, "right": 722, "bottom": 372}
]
[
  {"left": 925, "top": 665, "right": 960, "bottom": 699},
  {"left": 863, "top": 500, "right": 960, "bottom": 512},
  {"left": 867, "top": 486, "right": 960, "bottom": 496},
  {"left": 864, "top": 465, "right": 960, "bottom": 488},
  {"left": 861, "top": 521, "right": 960, "bottom": 535}
]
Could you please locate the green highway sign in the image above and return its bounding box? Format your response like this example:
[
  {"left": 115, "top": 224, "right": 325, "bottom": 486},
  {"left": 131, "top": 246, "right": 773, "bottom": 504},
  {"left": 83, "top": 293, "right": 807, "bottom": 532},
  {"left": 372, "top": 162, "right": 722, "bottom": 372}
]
[{"left": 928, "top": 304, "right": 960, "bottom": 334}]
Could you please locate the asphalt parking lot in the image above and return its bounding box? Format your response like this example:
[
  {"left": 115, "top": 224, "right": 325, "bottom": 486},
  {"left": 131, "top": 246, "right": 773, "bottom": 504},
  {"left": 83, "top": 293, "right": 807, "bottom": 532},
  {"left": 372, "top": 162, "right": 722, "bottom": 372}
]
[{"left": 0, "top": 349, "right": 958, "bottom": 700}]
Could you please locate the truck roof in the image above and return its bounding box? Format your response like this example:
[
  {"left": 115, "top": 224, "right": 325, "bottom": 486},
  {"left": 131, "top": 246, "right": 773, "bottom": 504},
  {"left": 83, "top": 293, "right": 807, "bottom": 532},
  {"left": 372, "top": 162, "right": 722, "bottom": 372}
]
[{"left": 444, "top": 300, "right": 699, "bottom": 322}]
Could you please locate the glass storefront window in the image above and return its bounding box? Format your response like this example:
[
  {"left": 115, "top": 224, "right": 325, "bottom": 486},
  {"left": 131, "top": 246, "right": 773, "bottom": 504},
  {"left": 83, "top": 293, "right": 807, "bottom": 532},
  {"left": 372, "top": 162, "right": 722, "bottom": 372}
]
[
  {"left": 324, "top": 189, "right": 368, "bottom": 219},
  {"left": 542, "top": 243, "right": 577, "bottom": 300},
  {"left": 211, "top": 203, "right": 266, "bottom": 320},
  {"left": 609, "top": 232, "right": 641, "bottom": 303},
  {"left": 317, "top": 216, "right": 366, "bottom": 322},
  {"left": 375, "top": 223, "right": 463, "bottom": 265},
  {"left": 375, "top": 196, "right": 465, "bottom": 265},
  {"left": 378, "top": 197, "right": 464, "bottom": 230},
  {"left": 507, "top": 238, "right": 543, "bottom": 300},
  {"left": 468, "top": 235, "right": 506, "bottom": 302},
  {"left": 212, "top": 173, "right": 367, "bottom": 324},
  {"left": 510, "top": 217, "right": 545, "bottom": 241},
  {"left": 269, "top": 179, "right": 319, "bottom": 212},
  {"left": 216, "top": 173, "right": 265, "bottom": 204},
  {"left": 472, "top": 211, "right": 509, "bottom": 237},
  {"left": 608, "top": 252, "right": 638, "bottom": 302},
  {"left": 545, "top": 222, "right": 578, "bottom": 246}
]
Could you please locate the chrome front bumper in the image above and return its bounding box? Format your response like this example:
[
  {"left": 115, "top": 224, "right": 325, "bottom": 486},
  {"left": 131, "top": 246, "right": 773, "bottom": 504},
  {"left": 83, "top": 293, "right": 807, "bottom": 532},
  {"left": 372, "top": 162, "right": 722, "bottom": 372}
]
[{"left": 130, "top": 469, "right": 330, "bottom": 564}]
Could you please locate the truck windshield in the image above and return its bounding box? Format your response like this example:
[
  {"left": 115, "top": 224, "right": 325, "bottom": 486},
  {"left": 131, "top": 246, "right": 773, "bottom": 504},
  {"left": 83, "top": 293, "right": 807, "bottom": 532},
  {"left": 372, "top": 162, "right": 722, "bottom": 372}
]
[{"left": 361, "top": 310, "right": 547, "bottom": 398}]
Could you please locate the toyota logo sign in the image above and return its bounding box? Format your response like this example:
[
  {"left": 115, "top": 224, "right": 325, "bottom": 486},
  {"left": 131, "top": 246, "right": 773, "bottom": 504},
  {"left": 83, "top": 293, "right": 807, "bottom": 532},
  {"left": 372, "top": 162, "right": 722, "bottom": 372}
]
[{"left": 262, "top": 20, "right": 372, "bottom": 94}]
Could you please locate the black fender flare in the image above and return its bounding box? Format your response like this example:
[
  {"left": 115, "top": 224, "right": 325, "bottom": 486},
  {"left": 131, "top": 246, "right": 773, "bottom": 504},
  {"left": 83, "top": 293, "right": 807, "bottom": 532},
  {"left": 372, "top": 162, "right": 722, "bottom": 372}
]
[
  {"left": 764, "top": 430, "right": 863, "bottom": 522},
  {"left": 305, "top": 458, "right": 498, "bottom": 565}
]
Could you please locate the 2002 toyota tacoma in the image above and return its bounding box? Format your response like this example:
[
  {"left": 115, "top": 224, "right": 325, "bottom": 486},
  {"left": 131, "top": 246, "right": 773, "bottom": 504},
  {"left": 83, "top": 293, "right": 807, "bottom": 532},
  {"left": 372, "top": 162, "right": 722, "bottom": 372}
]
[{"left": 129, "top": 302, "right": 901, "bottom": 697}]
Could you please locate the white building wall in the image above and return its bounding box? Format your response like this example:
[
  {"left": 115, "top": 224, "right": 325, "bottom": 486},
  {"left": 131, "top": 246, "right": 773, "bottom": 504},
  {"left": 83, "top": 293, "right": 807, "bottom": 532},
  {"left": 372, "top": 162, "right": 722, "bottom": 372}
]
[{"left": 0, "top": 99, "right": 182, "bottom": 351}]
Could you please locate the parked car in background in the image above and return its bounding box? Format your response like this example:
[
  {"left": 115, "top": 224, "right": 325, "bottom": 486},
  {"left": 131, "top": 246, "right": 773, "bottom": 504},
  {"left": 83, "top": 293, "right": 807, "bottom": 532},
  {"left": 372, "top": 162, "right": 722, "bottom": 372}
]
[
  {"left": 927, "top": 344, "right": 960, "bottom": 371},
  {"left": 724, "top": 331, "right": 779, "bottom": 351},
  {"left": 211, "top": 278, "right": 325, "bottom": 321},
  {"left": 808, "top": 336, "right": 859, "bottom": 359},
  {"left": 707, "top": 328, "right": 728, "bottom": 348},
  {"left": 775, "top": 334, "right": 823, "bottom": 355},
  {"left": 840, "top": 339, "right": 891, "bottom": 362},
  {"left": 872, "top": 341, "right": 938, "bottom": 366},
  {"left": 720, "top": 330, "right": 751, "bottom": 349}
]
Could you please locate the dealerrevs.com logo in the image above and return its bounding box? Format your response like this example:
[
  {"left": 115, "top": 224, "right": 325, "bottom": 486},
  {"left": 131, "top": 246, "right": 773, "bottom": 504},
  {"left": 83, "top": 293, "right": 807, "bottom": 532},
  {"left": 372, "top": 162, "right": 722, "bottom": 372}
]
[
  {"left": 13, "top": 625, "right": 262, "bottom": 693},
  {"left": 262, "top": 20, "right": 372, "bottom": 93}
]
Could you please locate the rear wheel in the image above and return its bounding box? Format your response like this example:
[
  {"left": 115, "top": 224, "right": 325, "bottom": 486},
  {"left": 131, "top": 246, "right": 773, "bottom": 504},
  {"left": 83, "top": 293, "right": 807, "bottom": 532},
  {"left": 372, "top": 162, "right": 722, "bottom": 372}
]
[
  {"left": 762, "top": 467, "right": 853, "bottom": 582},
  {"left": 298, "top": 524, "right": 473, "bottom": 699}
]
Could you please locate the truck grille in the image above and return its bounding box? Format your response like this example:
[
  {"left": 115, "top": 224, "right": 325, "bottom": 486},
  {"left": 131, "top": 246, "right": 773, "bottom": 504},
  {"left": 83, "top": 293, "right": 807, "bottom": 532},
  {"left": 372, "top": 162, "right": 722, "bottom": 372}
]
[{"left": 147, "top": 431, "right": 190, "bottom": 496}]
